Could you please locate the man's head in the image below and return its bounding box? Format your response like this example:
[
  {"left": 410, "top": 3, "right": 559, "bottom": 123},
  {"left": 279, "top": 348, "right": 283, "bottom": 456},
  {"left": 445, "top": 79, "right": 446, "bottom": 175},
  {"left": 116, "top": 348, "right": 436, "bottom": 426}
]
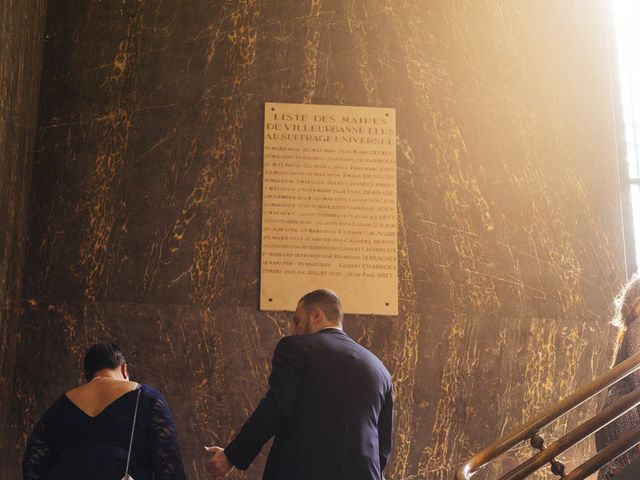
[{"left": 291, "top": 289, "right": 343, "bottom": 335}]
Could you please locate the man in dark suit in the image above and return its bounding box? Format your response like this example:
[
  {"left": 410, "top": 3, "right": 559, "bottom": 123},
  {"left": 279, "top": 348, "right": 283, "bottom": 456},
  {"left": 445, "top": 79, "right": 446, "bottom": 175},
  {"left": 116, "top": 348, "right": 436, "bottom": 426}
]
[{"left": 205, "top": 289, "right": 393, "bottom": 479}]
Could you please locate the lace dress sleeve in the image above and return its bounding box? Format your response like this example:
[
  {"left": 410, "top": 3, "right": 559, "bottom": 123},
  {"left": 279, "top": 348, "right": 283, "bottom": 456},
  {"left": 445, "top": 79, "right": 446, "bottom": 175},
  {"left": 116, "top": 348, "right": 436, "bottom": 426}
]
[
  {"left": 148, "top": 392, "right": 186, "bottom": 480},
  {"left": 22, "top": 414, "right": 55, "bottom": 480}
]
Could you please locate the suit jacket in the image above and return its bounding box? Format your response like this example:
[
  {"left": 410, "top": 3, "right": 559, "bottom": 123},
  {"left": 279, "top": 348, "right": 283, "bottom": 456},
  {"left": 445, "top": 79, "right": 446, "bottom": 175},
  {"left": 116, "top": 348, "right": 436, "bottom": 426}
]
[{"left": 224, "top": 328, "right": 393, "bottom": 480}]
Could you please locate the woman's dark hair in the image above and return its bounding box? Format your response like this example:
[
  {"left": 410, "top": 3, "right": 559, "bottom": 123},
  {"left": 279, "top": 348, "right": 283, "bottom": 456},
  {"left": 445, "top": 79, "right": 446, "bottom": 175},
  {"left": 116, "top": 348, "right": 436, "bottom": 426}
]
[{"left": 84, "top": 343, "right": 126, "bottom": 381}]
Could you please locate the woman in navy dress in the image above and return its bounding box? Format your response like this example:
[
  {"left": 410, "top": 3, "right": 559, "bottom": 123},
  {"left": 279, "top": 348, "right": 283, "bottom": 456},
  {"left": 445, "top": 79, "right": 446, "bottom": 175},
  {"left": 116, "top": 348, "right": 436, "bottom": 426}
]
[{"left": 22, "top": 343, "right": 186, "bottom": 480}]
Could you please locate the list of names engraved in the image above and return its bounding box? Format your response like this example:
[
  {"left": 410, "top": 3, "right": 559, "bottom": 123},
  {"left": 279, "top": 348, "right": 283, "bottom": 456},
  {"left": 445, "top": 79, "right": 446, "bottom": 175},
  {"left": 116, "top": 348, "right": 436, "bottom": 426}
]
[{"left": 260, "top": 102, "right": 398, "bottom": 315}]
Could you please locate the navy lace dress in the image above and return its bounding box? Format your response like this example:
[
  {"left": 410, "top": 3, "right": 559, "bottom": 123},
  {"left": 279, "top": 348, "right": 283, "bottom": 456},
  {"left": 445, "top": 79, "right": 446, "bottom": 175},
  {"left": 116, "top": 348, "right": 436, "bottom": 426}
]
[{"left": 22, "top": 384, "right": 186, "bottom": 480}]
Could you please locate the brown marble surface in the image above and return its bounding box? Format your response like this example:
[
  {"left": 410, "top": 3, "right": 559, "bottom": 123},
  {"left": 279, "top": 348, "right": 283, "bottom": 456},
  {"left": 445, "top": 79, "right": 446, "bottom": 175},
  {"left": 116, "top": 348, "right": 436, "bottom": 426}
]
[
  {"left": 0, "top": 0, "right": 47, "bottom": 473},
  {"left": 5, "top": 0, "right": 626, "bottom": 479}
]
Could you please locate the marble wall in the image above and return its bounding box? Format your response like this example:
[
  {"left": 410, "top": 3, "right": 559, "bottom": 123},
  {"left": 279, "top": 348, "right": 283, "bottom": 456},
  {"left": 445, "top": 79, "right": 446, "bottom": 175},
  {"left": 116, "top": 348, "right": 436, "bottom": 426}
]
[
  {"left": 5, "top": 1, "right": 626, "bottom": 479},
  {"left": 0, "top": 0, "right": 47, "bottom": 469}
]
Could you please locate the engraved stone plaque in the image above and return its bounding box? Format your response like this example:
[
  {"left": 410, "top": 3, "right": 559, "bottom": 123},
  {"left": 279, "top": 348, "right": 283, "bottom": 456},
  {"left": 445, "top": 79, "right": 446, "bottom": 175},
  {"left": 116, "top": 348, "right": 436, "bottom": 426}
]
[{"left": 260, "top": 102, "right": 397, "bottom": 315}]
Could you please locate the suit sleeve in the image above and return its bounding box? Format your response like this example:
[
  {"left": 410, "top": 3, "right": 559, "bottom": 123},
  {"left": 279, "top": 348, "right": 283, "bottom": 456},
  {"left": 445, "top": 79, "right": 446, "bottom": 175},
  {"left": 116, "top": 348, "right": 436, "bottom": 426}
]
[
  {"left": 224, "top": 337, "right": 306, "bottom": 470},
  {"left": 378, "top": 384, "right": 393, "bottom": 472}
]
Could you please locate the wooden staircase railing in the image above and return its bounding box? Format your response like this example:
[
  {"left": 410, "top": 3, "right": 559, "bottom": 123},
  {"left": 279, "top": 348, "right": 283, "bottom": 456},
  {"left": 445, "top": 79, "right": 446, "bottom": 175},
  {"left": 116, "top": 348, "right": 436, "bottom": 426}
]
[{"left": 456, "top": 352, "right": 640, "bottom": 480}]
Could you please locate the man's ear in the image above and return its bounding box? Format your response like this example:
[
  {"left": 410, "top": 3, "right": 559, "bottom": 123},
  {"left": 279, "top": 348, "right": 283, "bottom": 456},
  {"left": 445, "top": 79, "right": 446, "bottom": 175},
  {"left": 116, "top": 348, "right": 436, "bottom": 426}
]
[
  {"left": 121, "top": 364, "right": 129, "bottom": 380},
  {"left": 312, "top": 307, "right": 323, "bottom": 323}
]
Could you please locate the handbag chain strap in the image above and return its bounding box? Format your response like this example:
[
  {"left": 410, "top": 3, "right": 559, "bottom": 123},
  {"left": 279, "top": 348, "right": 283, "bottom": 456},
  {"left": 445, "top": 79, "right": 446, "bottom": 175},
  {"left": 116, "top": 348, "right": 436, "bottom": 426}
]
[{"left": 124, "top": 388, "right": 142, "bottom": 477}]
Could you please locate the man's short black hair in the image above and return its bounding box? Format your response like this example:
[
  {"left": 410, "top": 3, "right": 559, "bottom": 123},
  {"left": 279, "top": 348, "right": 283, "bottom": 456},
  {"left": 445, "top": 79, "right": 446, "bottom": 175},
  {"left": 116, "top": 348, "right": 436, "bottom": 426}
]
[
  {"left": 84, "top": 342, "right": 126, "bottom": 381},
  {"left": 300, "top": 289, "right": 343, "bottom": 324}
]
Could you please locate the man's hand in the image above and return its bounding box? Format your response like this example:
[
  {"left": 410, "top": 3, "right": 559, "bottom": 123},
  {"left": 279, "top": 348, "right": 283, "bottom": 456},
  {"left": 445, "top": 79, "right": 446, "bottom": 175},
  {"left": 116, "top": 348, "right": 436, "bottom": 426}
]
[{"left": 204, "top": 446, "right": 234, "bottom": 478}]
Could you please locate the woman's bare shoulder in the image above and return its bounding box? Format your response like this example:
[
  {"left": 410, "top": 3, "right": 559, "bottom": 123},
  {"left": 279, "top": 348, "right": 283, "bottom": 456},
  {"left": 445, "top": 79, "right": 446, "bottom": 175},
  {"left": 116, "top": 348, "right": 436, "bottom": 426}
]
[{"left": 66, "top": 380, "right": 138, "bottom": 397}]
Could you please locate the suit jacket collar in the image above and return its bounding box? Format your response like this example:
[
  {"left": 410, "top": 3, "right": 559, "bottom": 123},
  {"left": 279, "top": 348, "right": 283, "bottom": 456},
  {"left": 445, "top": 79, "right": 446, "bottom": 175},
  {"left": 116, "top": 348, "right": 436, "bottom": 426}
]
[{"left": 317, "top": 327, "right": 346, "bottom": 335}]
